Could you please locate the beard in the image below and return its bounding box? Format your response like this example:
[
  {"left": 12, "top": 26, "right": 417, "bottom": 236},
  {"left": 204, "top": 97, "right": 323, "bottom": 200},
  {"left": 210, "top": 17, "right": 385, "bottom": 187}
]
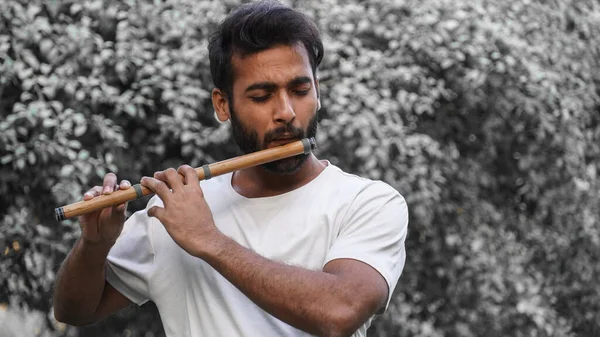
[{"left": 229, "top": 107, "right": 318, "bottom": 175}]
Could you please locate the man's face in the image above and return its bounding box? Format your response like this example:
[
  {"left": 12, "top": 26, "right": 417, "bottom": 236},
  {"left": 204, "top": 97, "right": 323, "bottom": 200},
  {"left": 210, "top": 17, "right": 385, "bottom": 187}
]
[{"left": 227, "top": 43, "right": 320, "bottom": 174}]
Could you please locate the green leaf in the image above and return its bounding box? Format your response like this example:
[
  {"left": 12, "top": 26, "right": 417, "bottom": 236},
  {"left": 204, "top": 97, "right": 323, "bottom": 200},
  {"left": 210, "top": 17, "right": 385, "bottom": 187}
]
[
  {"left": 28, "top": 152, "right": 36, "bottom": 165},
  {"left": 67, "top": 140, "right": 81, "bottom": 149},
  {"left": 78, "top": 150, "right": 90, "bottom": 160},
  {"left": 17, "top": 67, "right": 33, "bottom": 80},
  {"left": 59, "top": 165, "right": 74, "bottom": 177},
  {"left": 95, "top": 167, "right": 106, "bottom": 178},
  {"left": 74, "top": 124, "right": 87, "bottom": 137},
  {"left": 0, "top": 155, "right": 12, "bottom": 164},
  {"left": 42, "top": 118, "right": 56, "bottom": 128},
  {"left": 125, "top": 104, "right": 137, "bottom": 116}
]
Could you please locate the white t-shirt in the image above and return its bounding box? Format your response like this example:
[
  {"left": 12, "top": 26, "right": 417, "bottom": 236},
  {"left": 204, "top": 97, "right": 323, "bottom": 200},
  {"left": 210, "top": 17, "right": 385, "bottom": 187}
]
[{"left": 105, "top": 162, "right": 408, "bottom": 337}]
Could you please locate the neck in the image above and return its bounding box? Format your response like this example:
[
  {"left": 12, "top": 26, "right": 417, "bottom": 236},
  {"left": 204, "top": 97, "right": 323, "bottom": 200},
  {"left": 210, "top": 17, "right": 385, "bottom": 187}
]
[{"left": 231, "top": 154, "right": 326, "bottom": 198}]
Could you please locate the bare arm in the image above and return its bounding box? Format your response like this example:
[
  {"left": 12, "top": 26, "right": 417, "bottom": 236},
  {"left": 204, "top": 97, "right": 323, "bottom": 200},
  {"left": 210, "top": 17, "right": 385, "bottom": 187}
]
[
  {"left": 53, "top": 175, "right": 133, "bottom": 325},
  {"left": 53, "top": 239, "right": 132, "bottom": 325},
  {"left": 141, "top": 166, "right": 389, "bottom": 337},
  {"left": 200, "top": 233, "right": 388, "bottom": 337}
]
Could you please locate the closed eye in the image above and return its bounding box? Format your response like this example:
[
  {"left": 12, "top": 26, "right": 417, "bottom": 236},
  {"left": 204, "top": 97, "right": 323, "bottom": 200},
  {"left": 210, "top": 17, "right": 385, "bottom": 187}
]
[
  {"left": 294, "top": 89, "right": 310, "bottom": 96},
  {"left": 250, "top": 95, "right": 271, "bottom": 103}
]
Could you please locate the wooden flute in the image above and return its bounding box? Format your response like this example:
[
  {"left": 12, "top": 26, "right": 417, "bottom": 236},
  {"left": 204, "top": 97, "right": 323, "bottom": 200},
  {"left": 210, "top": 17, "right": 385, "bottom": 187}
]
[{"left": 55, "top": 137, "right": 317, "bottom": 221}]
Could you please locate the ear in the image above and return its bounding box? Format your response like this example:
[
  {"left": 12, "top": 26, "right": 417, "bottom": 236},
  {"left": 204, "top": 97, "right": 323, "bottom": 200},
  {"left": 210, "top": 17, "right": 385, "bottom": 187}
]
[
  {"left": 315, "top": 76, "right": 321, "bottom": 111},
  {"left": 212, "top": 88, "right": 230, "bottom": 122}
]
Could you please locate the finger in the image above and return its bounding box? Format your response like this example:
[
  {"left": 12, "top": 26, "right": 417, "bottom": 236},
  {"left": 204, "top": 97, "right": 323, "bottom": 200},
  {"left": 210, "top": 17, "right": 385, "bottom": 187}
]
[
  {"left": 98, "top": 206, "right": 125, "bottom": 226},
  {"left": 153, "top": 170, "right": 165, "bottom": 181},
  {"left": 97, "top": 204, "right": 126, "bottom": 228},
  {"left": 177, "top": 165, "right": 199, "bottom": 186},
  {"left": 119, "top": 180, "right": 132, "bottom": 190},
  {"left": 147, "top": 205, "right": 165, "bottom": 220},
  {"left": 115, "top": 201, "right": 128, "bottom": 212},
  {"left": 98, "top": 206, "right": 113, "bottom": 221},
  {"left": 153, "top": 170, "right": 175, "bottom": 186},
  {"left": 158, "top": 168, "right": 184, "bottom": 192},
  {"left": 102, "top": 173, "right": 118, "bottom": 194},
  {"left": 83, "top": 186, "right": 103, "bottom": 201},
  {"left": 111, "top": 202, "right": 128, "bottom": 221},
  {"left": 140, "top": 176, "right": 171, "bottom": 200}
]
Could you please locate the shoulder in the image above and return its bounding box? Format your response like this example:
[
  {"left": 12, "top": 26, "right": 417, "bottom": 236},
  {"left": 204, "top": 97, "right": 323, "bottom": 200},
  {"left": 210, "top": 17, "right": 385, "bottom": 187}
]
[
  {"left": 323, "top": 165, "right": 407, "bottom": 227},
  {"left": 325, "top": 164, "right": 405, "bottom": 203}
]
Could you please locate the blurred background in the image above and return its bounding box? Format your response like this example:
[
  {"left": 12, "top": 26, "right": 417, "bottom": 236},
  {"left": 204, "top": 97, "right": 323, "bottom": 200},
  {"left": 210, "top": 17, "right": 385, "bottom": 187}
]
[{"left": 1, "top": 0, "right": 599, "bottom": 336}]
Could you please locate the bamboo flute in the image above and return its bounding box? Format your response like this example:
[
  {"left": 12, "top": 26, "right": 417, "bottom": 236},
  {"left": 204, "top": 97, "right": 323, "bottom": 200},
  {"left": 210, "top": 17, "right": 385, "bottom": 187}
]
[{"left": 55, "top": 137, "right": 317, "bottom": 221}]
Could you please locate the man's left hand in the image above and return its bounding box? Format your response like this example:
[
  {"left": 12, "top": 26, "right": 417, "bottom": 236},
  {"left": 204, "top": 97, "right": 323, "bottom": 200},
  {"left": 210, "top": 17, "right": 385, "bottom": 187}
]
[{"left": 140, "top": 165, "right": 219, "bottom": 256}]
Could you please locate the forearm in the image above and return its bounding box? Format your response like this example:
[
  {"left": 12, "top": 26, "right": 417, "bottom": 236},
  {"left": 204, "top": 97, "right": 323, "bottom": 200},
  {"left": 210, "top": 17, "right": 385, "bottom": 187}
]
[
  {"left": 53, "top": 238, "right": 112, "bottom": 324},
  {"left": 199, "top": 234, "right": 362, "bottom": 337}
]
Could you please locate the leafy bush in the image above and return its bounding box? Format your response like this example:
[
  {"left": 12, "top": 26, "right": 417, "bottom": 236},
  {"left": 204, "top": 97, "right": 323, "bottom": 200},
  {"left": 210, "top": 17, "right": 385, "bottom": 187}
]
[{"left": 1, "top": 0, "right": 599, "bottom": 336}]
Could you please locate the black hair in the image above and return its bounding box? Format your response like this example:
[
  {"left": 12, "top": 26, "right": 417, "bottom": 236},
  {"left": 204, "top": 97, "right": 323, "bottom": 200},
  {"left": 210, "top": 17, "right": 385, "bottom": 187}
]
[{"left": 208, "top": 0, "right": 324, "bottom": 97}]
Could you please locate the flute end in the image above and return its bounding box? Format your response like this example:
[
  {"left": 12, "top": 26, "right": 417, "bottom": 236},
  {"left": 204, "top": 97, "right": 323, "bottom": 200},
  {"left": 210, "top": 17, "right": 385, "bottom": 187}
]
[
  {"left": 302, "top": 137, "right": 317, "bottom": 154},
  {"left": 55, "top": 207, "right": 66, "bottom": 222}
]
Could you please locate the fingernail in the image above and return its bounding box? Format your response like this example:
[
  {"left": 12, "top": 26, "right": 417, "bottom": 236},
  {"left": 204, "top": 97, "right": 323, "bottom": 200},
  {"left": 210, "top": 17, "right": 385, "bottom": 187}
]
[
  {"left": 123, "top": 181, "right": 131, "bottom": 187},
  {"left": 84, "top": 192, "right": 92, "bottom": 198},
  {"left": 103, "top": 186, "right": 111, "bottom": 194}
]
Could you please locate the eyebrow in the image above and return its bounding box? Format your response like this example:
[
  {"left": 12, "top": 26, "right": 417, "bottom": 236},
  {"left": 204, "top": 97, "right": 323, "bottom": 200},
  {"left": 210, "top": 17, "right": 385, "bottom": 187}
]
[{"left": 244, "top": 76, "right": 313, "bottom": 93}]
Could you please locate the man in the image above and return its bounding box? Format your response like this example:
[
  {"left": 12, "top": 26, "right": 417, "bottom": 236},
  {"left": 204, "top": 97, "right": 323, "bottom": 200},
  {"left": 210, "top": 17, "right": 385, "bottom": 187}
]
[{"left": 53, "top": 1, "right": 408, "bottom": 336}]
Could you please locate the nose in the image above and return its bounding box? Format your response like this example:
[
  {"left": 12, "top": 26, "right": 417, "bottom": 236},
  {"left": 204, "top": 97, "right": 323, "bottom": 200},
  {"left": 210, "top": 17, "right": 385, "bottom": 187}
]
[{"left": 273, "top": 92, "right": 295, "bottom": 124}]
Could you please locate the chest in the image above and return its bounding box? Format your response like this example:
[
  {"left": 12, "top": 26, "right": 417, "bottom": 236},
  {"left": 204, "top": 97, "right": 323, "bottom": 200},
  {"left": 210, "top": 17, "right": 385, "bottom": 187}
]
[{"left": 212, "top": 198, "right": 345, "bottom": 270}]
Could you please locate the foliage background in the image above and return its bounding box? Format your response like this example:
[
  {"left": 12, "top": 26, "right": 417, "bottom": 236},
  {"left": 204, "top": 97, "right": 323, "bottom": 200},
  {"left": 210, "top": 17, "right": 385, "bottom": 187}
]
[{"left": 1, "top": 0, "right": 599, "bottom": 336}]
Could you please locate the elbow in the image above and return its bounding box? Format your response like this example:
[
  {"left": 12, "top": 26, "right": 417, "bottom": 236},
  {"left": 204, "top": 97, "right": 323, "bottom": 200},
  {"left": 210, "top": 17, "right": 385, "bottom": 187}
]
[
  {"left": 54, "top": 316, "right": 94, "bottom": 327},
  {"left": 53, "top": 308, "right": 95, "bottom": 327},
  {"left": 53, "top": 305, "right": 70, "bottom": 325},
  {"left": 319, "top": 305, "right": 362, "bottom": 337},
  {"left": 53, "top": 311, "right": 76, "bottom": 326}
]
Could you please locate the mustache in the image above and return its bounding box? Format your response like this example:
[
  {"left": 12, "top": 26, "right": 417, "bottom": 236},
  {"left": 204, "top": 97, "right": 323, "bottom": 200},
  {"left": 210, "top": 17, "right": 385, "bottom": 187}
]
[{"left": 264, "top": 125, "right": 305, "bottom": 143}]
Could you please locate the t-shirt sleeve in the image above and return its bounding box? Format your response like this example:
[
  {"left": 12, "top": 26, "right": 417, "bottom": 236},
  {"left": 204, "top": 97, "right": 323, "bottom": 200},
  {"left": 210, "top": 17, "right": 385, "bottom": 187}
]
[
  {"left": 324, "top": 182, "right": 409, "bottom": 312},
  {"left": 105, "top": 197, "right": 160, "bottom": 306}
]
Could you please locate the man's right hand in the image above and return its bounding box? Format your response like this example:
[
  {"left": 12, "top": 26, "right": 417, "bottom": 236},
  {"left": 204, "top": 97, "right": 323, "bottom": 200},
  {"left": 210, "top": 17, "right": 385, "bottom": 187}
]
[
  {"left": 54, "top": 172, "right": 134, "bottom": 325},
  {"left": 79, "top": 173, "right": 131, "bottom": 246}
]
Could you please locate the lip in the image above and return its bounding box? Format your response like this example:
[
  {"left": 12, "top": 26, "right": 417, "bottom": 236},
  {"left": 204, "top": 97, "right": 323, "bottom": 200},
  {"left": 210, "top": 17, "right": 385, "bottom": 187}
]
[
  {"left": 272, "top": 133, "right": 296, "bottom": 140},
  {"left": 268, "top": 137, "right": 298, "bottom": 147}
]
